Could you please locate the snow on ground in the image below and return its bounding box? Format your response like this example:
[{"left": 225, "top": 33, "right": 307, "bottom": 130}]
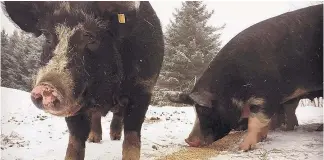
[
  {"left": 1, "top": 87, "right": 323, "bottom": 160},
  {"left": 0, "top": 87, "right": 194, "bottom": 160}
]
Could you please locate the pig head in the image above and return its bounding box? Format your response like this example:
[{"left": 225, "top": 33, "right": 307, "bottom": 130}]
[{"left": 3, "top": 1, "right": 135, "bottom": 117}]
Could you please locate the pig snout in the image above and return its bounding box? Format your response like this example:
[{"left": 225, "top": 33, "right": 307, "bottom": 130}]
[
  {"left": 185, "top": 136, "right": 201, "bottom": 147},
  {"left": 186, "top": 117, "right": 206, "bottom": 147},
  {"left": 31, "top": 84, "right": 62, "bottom": 110},
  {"left": 30, "top": 82, "right": 83, "bottom": 117},
  {"left": 185, "top": 135, "right": 215, "bottom": 147}
]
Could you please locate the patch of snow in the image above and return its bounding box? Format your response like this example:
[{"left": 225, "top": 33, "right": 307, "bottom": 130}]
[
  {"left": 1, "top": 87, "right": 323, "bottom": 160},
  {"left": 0, "top": 87, "right": 194, "bottom": 160}
]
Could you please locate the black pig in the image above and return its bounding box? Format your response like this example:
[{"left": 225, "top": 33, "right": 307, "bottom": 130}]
[
  {"left": 169, "top": 4, "right": 323, "bottom": 151},
  {"left": 3, "top": 1, "right": 164, "bottom": 159}
]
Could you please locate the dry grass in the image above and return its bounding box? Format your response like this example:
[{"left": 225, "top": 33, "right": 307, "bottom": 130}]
[
  {"left": 144, "top": 117, "right": 162, "bottom": 123},
  {"left": 158, "top": 147, "right": 219, "bottom": 160},
  {"left": 157, "top": 131, "right": 245, "bottom": 160}
]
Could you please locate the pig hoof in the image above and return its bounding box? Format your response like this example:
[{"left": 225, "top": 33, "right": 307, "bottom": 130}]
[
  {"left": 239, "top": 134, "right": 258, "bottom": 151},
  {"left": 110, "top": 130, "right": 121, "bottom": 140},
  {"left": 87, "top": 132, "right": 102, "bottom": 143},
  {"left": 284, "top": 126, "right": 295, "bottom": 131},
  {"left": 260, "top": 130, "right": 268, "bottom": 141},
  {"left": 239, "top": 141, "right": 256, "bottom": 151},
  {"left": 316, "top": 124, "right": 323, "bottom": 131},
  {"left": 239, "top": 143, "right": 250, "bottom": 151},
  {"left": 260, "top": 135, "right": 267, "bottom": 142}
]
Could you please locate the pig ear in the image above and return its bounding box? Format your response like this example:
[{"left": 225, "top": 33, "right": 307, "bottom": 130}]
[
  {"left": 94, "top": 1, "right": 140, "bottom": 14},
  {"left": 189, "top": 91, "right": 215, "bottom": 108},
  {"left": 2, "top": 2, "right": 42, "bottom": 37}
]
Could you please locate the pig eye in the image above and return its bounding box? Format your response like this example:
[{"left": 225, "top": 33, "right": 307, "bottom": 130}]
[
  {"left": 84, "top": 32, "right": 96, "bottom": 44},
  {"left": 84, "top": 32, "right": 100, "bottom": 51},
  {"left": 41, "top": 30, "right": 54, "bottom": 45},
  {"left": 45, "top": 39, "right": 52, "bottom": 44}
]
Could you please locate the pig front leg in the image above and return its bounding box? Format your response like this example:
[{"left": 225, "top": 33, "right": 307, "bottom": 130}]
[
  {"left": 65, "top": 113, "right": 90, "bottom": 160},
  {"left": 239, "top": 97, "right": 278, "bottom": 151}
]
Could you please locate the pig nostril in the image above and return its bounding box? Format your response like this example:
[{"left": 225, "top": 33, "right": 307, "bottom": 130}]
[
  {"left": 31, "top": 93, "right": 42, "bottom": 102},
  {"left": 31, "top": 93, "right": 44, "bottom": 108},
  {"left": 31, "top": 92, "right": 41, "bottom": 99},
  {"left": 53, "top": 99, "right": 60, "bottom": 107},
  {"left": 43, "top": 90, "right": 53, "bottom": 97}
]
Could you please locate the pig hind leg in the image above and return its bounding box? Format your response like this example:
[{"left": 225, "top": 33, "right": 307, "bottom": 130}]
[
  {"left": 270, "top": 107, "right": 285, "bottom": 130},
  {"left": 283, "top": 99, "right": 299, "bottom": 131},
  {"left": 110, "top": 110, "right": 124, "bottom": 140},
  {"left": 87, "top": 110, "right": 102, "bottom": 143}
]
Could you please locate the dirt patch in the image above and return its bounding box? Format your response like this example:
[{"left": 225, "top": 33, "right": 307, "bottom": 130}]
[
  {"left": 158, "top": 147, "right": 218, "bottom": 160},
  {"left": 1, "top": 132, "right": 30, "bottom": 150},
  {"left": 157, "top": 131, "right": 245, "bottom": 160},
  {"left": 209, "top": 131, "right": 244, "bottom": 151},
  {"left": 145, "top": 117, "right": 162, "bottom": 123}
]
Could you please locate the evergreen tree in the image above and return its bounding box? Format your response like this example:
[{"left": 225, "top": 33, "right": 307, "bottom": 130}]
[
  {"left": 1, "top": 30, "right": 43, "bottom": 91},
  {"left": 1, "top": 30, "right": 20, "bottom": 89},
  {"left": 19, "top": 31, "right": 43, "bottom": 91},
  {"left": 152, "top": 1, "right": 225, "bottom": 106},
  {"left": 25, "top": 35, "right": 42, "bottom": 78},
  {"left": 1, "top": 29, "right": 10, "bottom": 87},
  {"left": 1, "top": 29, "right": 9, "bottom": 47}
]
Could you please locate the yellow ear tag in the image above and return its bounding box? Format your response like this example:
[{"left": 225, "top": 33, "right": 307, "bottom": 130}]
[{"left": 118, "top": 14, "right": 126, "bottom": 24}]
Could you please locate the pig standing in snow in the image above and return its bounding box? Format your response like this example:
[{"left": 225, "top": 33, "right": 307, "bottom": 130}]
[
  {"left": 270, "top": 90, "right": 323, "bottom": 131},
  {"left": 169, "top": 4, "right": 323, "bottom": 151},
  {"left": 3, "top": 1, "right": 164, "bottom": 160}
]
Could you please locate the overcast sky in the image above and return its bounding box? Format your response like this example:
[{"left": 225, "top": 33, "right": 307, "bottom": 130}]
[{"left": 1, "top": 1, "right": 322, "bottom": 46}]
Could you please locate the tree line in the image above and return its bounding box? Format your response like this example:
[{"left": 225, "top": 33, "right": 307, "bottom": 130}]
[{"left": 1, "top": 29, "right": 43, "bottom": 91}]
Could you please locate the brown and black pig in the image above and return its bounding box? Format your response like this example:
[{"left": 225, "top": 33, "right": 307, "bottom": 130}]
[
  {"left": 169, "top": 4, "right": 323, "bottom": 152},
  {"left": 3, "top": 1, "right": 164, "bottom": 160}
]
